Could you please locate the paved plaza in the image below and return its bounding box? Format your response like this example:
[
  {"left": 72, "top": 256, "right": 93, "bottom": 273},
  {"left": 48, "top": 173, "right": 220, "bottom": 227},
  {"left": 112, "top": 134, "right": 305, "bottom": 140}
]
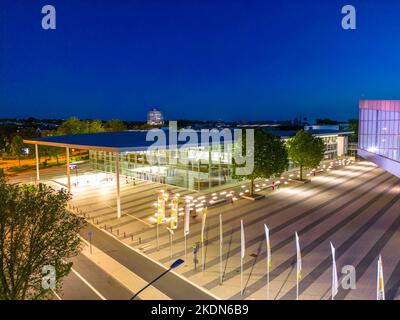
[{"left": 9, "top": 160, "right": 400, "bottom": 300}]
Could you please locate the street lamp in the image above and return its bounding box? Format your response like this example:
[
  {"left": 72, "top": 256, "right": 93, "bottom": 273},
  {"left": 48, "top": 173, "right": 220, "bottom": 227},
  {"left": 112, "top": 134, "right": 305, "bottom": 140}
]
[{"left": 130, "top": 258, "right": 184, "bottom": 300}]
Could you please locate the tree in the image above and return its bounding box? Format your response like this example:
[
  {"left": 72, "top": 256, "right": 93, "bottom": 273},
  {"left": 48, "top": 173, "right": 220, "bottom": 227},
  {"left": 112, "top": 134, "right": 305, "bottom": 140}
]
[
  {"left": 106, "top": 119, "right": 127, "bottom": 132},
  {"left": 348, "top": 118, "right": 358, "bottom": 143},
  {"left": 10, "top": 135, "right": 24, "bottom": 167},
  {"left": 0, "top": 178, "right": 85, "bottom": 300},
  {"left": 84, "top": 119, "right": 104, "bottom": 133},
  {"left": 57, "top": 117, "right": 84, "bottom": 135},
  {"left": 316, "top": 118, "right": 339, "bottom": 125},
  {"left": 233, "top": 128, "right": 289, "bottom": 196},
  {"left": 286, "top": 130, "right": 325, "bottom": 181}
]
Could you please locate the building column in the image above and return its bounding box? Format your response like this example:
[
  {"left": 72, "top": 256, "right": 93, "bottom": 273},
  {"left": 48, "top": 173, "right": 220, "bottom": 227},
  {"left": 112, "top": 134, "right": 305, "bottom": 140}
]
[
  {"left": 35, "top": 144, "right": 40, "bottom": 182},
  {"left": 66, "top": 147, "right": 71, "bottom": 192},
  {"left": 116, "top": 152, "right": 121, "bottom": 219}
]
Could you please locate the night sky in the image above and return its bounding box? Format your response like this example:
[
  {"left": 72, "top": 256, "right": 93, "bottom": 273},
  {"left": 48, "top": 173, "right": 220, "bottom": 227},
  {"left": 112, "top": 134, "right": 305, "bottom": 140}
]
[{"left": 1, "top": 0, "right": 400, "bottom": 122}]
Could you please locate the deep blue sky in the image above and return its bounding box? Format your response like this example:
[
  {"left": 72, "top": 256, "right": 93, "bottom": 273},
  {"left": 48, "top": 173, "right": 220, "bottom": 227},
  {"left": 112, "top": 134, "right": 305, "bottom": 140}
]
[{"left": 1, "top": 0, "right": 400, "bottom": 122}]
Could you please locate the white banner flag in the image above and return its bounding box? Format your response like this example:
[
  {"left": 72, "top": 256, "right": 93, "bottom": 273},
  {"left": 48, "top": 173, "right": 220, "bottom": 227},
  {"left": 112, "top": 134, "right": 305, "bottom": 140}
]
[
  {"left": 295, "top": 232, "right": 302, "bottom": 282},
  {"left": 184, "top": 204, "right": 190, "bottom": 236},
  {"left": 241, "top": 219, "right": 245, "bottom": 259},
  {"left": 330, "top": 242, "right": 338, "bottom": 300},
  {"left": 295, "top": 232, "right": 301, "bottom": 300},
  {"left": 264, "top": 224, "right": 271, "bottom": 299},
  {"left": 377, "top": 255, "right": 385, "bottom": 300},
  {"left": 264, "top": 224, "right": 271, "bottom": 270},
  {"left": 201, "top": 207, "right": 207, "bottom": 244}
]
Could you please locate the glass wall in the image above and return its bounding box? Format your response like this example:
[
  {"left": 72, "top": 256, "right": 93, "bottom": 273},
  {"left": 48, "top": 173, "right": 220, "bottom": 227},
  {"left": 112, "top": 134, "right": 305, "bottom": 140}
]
[
  {"left": 89, "top": 144, "right": 236, "bottom": 191},
  {"left": 359, "top": 102, "right": 400, "bottom": 162}
]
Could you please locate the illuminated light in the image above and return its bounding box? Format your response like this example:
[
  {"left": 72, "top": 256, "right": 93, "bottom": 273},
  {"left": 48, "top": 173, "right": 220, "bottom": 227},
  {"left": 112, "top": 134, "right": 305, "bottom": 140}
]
[
  {"left": 212, "top": 193, "right": 217, "bottom": 196},
  {"left": 195, "top": 204, "right": 203, "bottom": 208},
  {"left": 196, "top": 208, "right": 203, "bottom": 212},
  {"left": 197, "top": 196, "right": 205, "bottom": 200},
  {"left": 149, "top": 217, "right": 157, "bottom": 223},
  {"left": 220, "top": 191, "right": 227, "bottom": 195},
  {"left": 255, "top": 184, "right": 260, "bottom": 188},
  {"left": 280, "top": 176, "right": 284, "bottom": 179},
  {"left": 193, "top": 199, "right": 198, "bottom": 203},
  {"left": 245, "top": 189, "right": 249, "bottom": 193},
  {"left": 239, "top": 192, "right": 244, "bottom": 196},
  {"left": 255, "top": 188, "right": 261, "bottom": 192},
  {"left": 212, "top": 196, "right": 218, "bottom": 200},
  {"left": 185, "top": 195, "right": 194, "bottom": 200},
  {"left": 284, "top": 181, "right": 288, "bottom": 184},
  {"left": 178, "top": 208, "right": 184, "bottom": 211},
  {"left": 232, "top": 197, "right": 238, "bottom": 201},
  {"left": 262, "top": 183, "right": 266, "bottom": 187},
  {"left": 226, "top": 193, "right": 233, "bottom": 197},
  {"left": 265, "top": 179, "right": 269, "bottom": 182},
  {"left": 241, "top": 185, "right": 246, "bottom": 188},
  {"left": 288, "top": 178, "right": 292, "bottom": 181},
  {"left": 289, "top": 174, "right": 294, "bottom": 177},
  {"left": 367, "top": 147, "right": 378, "bottom": 153}
]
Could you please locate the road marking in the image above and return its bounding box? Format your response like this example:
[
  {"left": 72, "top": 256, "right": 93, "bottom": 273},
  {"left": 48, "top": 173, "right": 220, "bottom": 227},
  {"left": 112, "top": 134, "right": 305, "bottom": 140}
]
[
  {"left": 70, "top": 267, "right": 107, "bottom": 300},
  {"left": 52, "top": 289, "right": 62, "bottom": 300}
]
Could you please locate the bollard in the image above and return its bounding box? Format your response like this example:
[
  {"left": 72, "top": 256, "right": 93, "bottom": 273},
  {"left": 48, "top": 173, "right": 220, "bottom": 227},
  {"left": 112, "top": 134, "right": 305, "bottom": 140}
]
[
  {"left": 96, "top": 219, "right": 99, "bottom": 225},
  {"left": 131, "top": 235, "right": 133, "bottom": 242},
  {"left": 124, "top": 232, "right": 126, "bottom": 238},
  {"left": 110, "top": 226, "right": 113, "bottom": 233},
  {"left": 117, "top": 229, "right": 119, "bottom": 236},
  {"left": 139, "top": 237, "right": 142, "bottom": 245}
]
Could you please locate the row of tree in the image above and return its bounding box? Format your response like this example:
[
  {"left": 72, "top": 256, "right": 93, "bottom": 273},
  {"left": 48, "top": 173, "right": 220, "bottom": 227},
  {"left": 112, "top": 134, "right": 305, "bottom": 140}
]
[
  {"left": 235, "top": 129, "right": 326, "bottom": 197},
  {"left": 57, "top": 117, "right": 127, "bottom": 135}
]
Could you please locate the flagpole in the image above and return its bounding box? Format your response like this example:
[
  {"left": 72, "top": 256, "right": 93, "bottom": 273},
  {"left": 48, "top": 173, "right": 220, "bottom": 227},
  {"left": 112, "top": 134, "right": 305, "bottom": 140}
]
[
  {"left": 156, "top": 223, "right": 159, "bottom": 250},
  {"left": 201, "top": 208, "right": 207, "bottom": 273},
  {"left": 295, "top": 232, "right": 301, "bottom": 301},
  {"left": 219, "top": 214, "right": 223, "bottom": 285},
  {"left": 241, "top": 257, "right": 243, "bottom": 296},
  {"left": 264, "top": 224, "right": 270, "bottom": 299},
  {"left": 184, "top": 233, "right": 187, "bottom": 265},
  {"left": 184, "top": 204, "right": 190, "bottom": 266},
  {"left": 240, "top": 219, "right": 245, "bottom": 297}
]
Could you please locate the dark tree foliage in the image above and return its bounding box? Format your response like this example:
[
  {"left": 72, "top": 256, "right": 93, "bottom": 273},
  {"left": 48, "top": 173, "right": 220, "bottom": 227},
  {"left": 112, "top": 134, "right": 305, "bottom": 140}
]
[
  {"left": 0, "top": 178, "right": 85, "bottom": 300},
  {"left": 233, "top": 128, "right": 289, "bottom": 196},
  {"left": 286, "top": 130, "right": 325, "bottom": 180}
]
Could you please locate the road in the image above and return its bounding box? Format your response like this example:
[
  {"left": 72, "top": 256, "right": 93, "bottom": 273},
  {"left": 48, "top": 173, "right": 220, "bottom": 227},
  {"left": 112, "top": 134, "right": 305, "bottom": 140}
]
[
  {"left": 58, "top": 254, "right": 133, "bottom": 300},
  {"left": 78, "top": 224, "right": 217, "bottom": 300}
]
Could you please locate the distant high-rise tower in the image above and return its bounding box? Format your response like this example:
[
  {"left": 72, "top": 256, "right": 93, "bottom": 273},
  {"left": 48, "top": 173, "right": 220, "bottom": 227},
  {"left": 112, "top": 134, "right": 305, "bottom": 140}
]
[{"left": 147, "top": 107, "right": 164, "bottom": 125}]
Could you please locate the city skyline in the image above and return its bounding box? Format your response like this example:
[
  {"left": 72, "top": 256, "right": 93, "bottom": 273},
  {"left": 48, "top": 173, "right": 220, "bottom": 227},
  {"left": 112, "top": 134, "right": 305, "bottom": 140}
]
[{"left": 2, "top": 0, "right": 400, "bottom": 121}]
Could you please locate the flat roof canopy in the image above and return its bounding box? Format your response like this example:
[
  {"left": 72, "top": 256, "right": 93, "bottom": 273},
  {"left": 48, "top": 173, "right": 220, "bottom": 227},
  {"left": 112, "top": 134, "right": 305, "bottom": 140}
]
[
  {"left": 23, "top": 128, "right": 353, "bottom": 152},
  {"left": 23, "top": 130, "right": 235, "bottom": 152}
]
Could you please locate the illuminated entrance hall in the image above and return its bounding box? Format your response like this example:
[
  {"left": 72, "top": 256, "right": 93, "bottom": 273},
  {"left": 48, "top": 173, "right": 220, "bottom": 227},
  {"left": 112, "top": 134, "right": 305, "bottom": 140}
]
[{"left": 89, "top": 145, "right": 235, "bottom": 191}]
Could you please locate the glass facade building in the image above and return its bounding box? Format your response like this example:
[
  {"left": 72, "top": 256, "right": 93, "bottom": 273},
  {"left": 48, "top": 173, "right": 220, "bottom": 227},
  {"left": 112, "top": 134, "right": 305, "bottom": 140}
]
[
  {"left": 358, "top": 100, "right": 400, "bottom": 177},
  {"left": 89, "top": 144, "right": 236, "bottom": 191}
]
